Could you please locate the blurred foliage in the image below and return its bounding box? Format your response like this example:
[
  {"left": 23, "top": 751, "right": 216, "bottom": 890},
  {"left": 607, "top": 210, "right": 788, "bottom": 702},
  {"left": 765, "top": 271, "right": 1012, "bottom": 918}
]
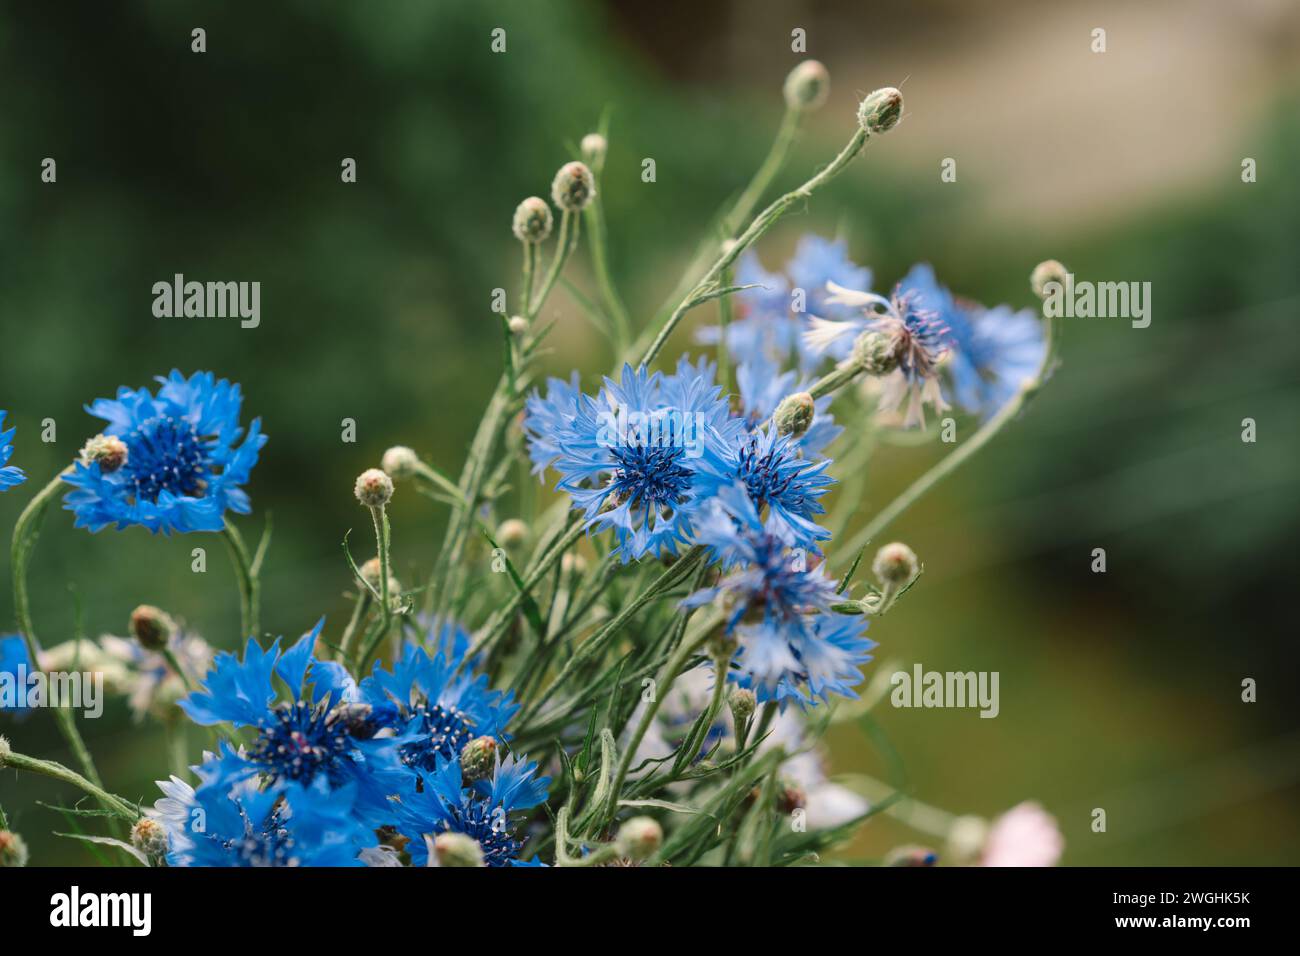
[{"left": 0, "top": 1, "right": 1295, "bottom": 863}]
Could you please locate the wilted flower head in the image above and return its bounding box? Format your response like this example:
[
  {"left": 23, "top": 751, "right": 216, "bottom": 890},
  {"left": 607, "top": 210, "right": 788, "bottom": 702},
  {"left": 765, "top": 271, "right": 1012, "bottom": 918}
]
[{"left": 61, "top": 371, "right": 266, "bottom": 534}]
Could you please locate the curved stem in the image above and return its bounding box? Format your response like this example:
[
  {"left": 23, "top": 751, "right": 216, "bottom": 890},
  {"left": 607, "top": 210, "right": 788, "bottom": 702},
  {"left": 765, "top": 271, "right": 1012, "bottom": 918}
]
[
  {"left": 10, "top": 468, "right": 105, "bottom": 792},
  {"left": 2, "top": 749, "right": 137, "bottom": 821}
]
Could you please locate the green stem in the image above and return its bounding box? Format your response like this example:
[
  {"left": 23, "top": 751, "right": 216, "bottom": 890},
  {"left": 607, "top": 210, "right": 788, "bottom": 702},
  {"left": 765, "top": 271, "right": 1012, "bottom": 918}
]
[
  {"left": 2, "top": 749, "right": 137, "bottom": 821},
  {"left": 585, "top": 190, "right": 632, "bottom": 356},
  {"left": 338, "top": 590, "right": 371, "bottom": 669},
  {"left": 10, "top": 468, "right": 106, "bottom": 793},
  {"left": 635, "top": 124, "right": 871, "bottom": 368},
  {"left": 221, "top": 519, "right": 257, "bottom": 639}
]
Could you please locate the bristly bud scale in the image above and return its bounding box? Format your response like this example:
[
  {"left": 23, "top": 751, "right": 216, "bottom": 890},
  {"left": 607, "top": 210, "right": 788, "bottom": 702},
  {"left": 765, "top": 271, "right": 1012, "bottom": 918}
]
[{"left": 852, "top": 330, "right": 900, "bottom": 375}]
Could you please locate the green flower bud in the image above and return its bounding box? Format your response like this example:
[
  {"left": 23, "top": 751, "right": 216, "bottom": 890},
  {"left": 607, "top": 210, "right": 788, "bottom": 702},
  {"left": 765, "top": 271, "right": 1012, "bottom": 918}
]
[
  {"left": 581, "top": 132, "right": 607, "bottom": 167},
  {"left": 512, "top": 196, "right": 553, "bottom": 243},
  {"left": 354, "top": 468, "right": 394, "bottom": 507},
  {"left": 783, "top": 60, "right": 830, "bottom": 112},
  {"left": 728, "top": 686, "right": 756, "bottom": 726},
  {"left": 432, "top": 831, "right": 485, "bottom": 867},
  {"left": 773, "top": 391, "right": 816, "bottom": 439},
  {"left": 131, "top": 818, "right": 169, "bottom": 858},
  {"left": 852, "top": 330, "right": 900, "bottom": 375},
  {"left": 1030, "top": 259, "right": 1068, "bottom": 299},
  {"left": 857, "top": 87, "right": 903, "bottom": 134},
  {"left": 380, "top": 445, "right": 420, "bottom": 480},
  {"left": 872, "top": 542, "right": 918, "bottom": 587},
  {"left": 496, "top": 518, "right": 528, "bottom": 548},
  {"left": 130, "top": 604, "right": 175, "bottom": 652},
  {"left": 551, "top": 161, "right": 595, "bottom": 211},
  {"left": 0, "top": 830, "right": 29, "bottom": 867},
  {"left": 79, "top": 434, "right": 129, "bottom": 473},
  {"left": 460, "top": 735, "right": 498, "bottom": 783},
  {"left": 615, "top": 816, "right": 662, "bottom": 862}
]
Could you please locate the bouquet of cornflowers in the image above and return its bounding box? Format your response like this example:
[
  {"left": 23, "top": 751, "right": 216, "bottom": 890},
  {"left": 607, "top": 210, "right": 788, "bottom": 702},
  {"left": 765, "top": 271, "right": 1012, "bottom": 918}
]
[{"left": 0, "top": 62, "right": 1067, "bottom": 869}]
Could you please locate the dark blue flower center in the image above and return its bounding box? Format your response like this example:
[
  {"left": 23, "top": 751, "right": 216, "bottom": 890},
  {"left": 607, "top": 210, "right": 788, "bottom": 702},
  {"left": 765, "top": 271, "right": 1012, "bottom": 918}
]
[
  {"left": 123, "top": 415, "right": 212, "bottom": 502},
  {"left": 609, "top": 444, "right": 692, "bottom": 512},
  {"left": 737, "top": 439, "right": 797, "bottom": 510},
  {"left": 440, "top": 800, "right": 523, "bottom": 867},
  {"left": 399, "top": 702, "right": 474, "bottom": 772},
  {"left": 251, "top": 702, "right": 354, "bottom": 787},
  {"left": 218, "top": 805, "right": 297, "bottom": 867}
]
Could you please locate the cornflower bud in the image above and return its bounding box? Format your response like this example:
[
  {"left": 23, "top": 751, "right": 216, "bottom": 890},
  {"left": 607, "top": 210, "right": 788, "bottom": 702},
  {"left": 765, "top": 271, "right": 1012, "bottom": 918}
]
[
  {"left": 728, "top": 686, "right": 756, "bottom": 726},
  {"left": 79, "top": 434, "right": 128, "bottom": 473},
  {"left": 380, "top": 445, "right": 420, "bottom": 480},
  {"left": 460, "top": 736, "right": 498, "bottom": 783},
  {"left": 354, "top": 468, "right": 393, "bottom": 507},
  {"left": 783, "top": 60, "right": 830, "bottom": 112},
  {"left": 551, "top": 161, "right": 595, "bottom": 211},
  {"left": 512, "top": 196, "right": 553, "bottom": 243},
  {"left": 0, "top": 830, "right": 29, "bottom": 867},
  {"left": 433, "top": 832, "right": 485, "bottom": 867},
  {"left": 615, "top": 816, "right": 662, "bottom": 862},
  {"left": 359, "top": 557, "right": 400, "bottom": 597},
  {"left": 130, "top": 604, "right": 175, "bottom": 652},
  {"left": 852, "top": 330, "right": 900, "bottom": 375},
  {"left": 508, "top": 315, "right": 528, "bottom": 335},
  {"left": 581, "top": 132, "right": 607, "bottom": 167},
  {"left": 131, "top": 818, "right": 169, "bottom": 858},
  {"left": 1030, "top": 259, "right": 1069, "bottom": 299},
  {"left": 496, "top": 518, "right": 528, "bottom": 548},
  {"left": 773, "top": 391, "right": 816, "bottom": 439},
  {"left": 872, "top": 542, "right": 918, "bottom": 587},
  {"left": 858, "top": 87, "right": 904, "bottom": 134}
]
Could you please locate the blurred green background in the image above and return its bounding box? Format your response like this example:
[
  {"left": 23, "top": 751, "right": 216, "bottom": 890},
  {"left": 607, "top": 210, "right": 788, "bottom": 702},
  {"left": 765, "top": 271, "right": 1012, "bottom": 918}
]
[{"left": 2, "top": 0, "right": 1297, "bottom": 864}]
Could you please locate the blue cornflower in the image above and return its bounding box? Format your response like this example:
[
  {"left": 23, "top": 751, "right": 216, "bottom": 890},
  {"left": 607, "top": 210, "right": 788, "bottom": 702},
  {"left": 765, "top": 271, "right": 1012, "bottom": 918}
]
[
  {"left": 735, "top": 354, "right": 842, "bottom": 458},
  {"left": 805, "top": 280, "right": 952, "bottom": 428},
  {"left": 685, "top": 482, "right": 838, "bottom": 613},
  {"left": 178, "top": 619, "right": 410, "bottom": 822},
  {"left": 359, "top": 622, "right": 519, "bottom": 775},
  {"left": 150, "top": 761, "right": 376, "bottom": 867},
  {"left": 62, "top": 370, "right": 266, "bottom": 534},
  {"left": 695, "top": 423, "right": 834, "bottom": 549},
  {"left": 522, "top": 371, "right": 582, "bottom": 478},
  {"left": 0, "top": 634, "right": 36, "bottom": 718},
  {"left": 0, "top": 411, "right": 25, "bottom": 492},
  {"left": 900, "top": 264, "right": 1046, "bottom": 419},
  {"left": 523, "top": 359, "right": 742, "bottom": 562},
  {"left": 787, "top": 235, "right": 874, "bottom": 326},
  {"left": 730, "top": 611, "right": 875, "bottom": 707},
  {"left": 395, "top": 755, "right": 550, "bottom": 867}
]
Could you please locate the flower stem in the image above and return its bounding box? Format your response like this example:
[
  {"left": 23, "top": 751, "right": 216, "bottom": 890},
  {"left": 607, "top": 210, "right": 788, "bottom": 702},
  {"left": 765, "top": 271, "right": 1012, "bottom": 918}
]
[
  {"left": 220, "top": 519, "right": 257, "bottom": 639},
  {"left": 2, "top": 748, "right": 137, "bottom": 821},
  {"left": 636, "top": 124, "right": 872, "bottom": 368},
  {"left": 9, "top": 468, "right": 107, "bottom": 794}
]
